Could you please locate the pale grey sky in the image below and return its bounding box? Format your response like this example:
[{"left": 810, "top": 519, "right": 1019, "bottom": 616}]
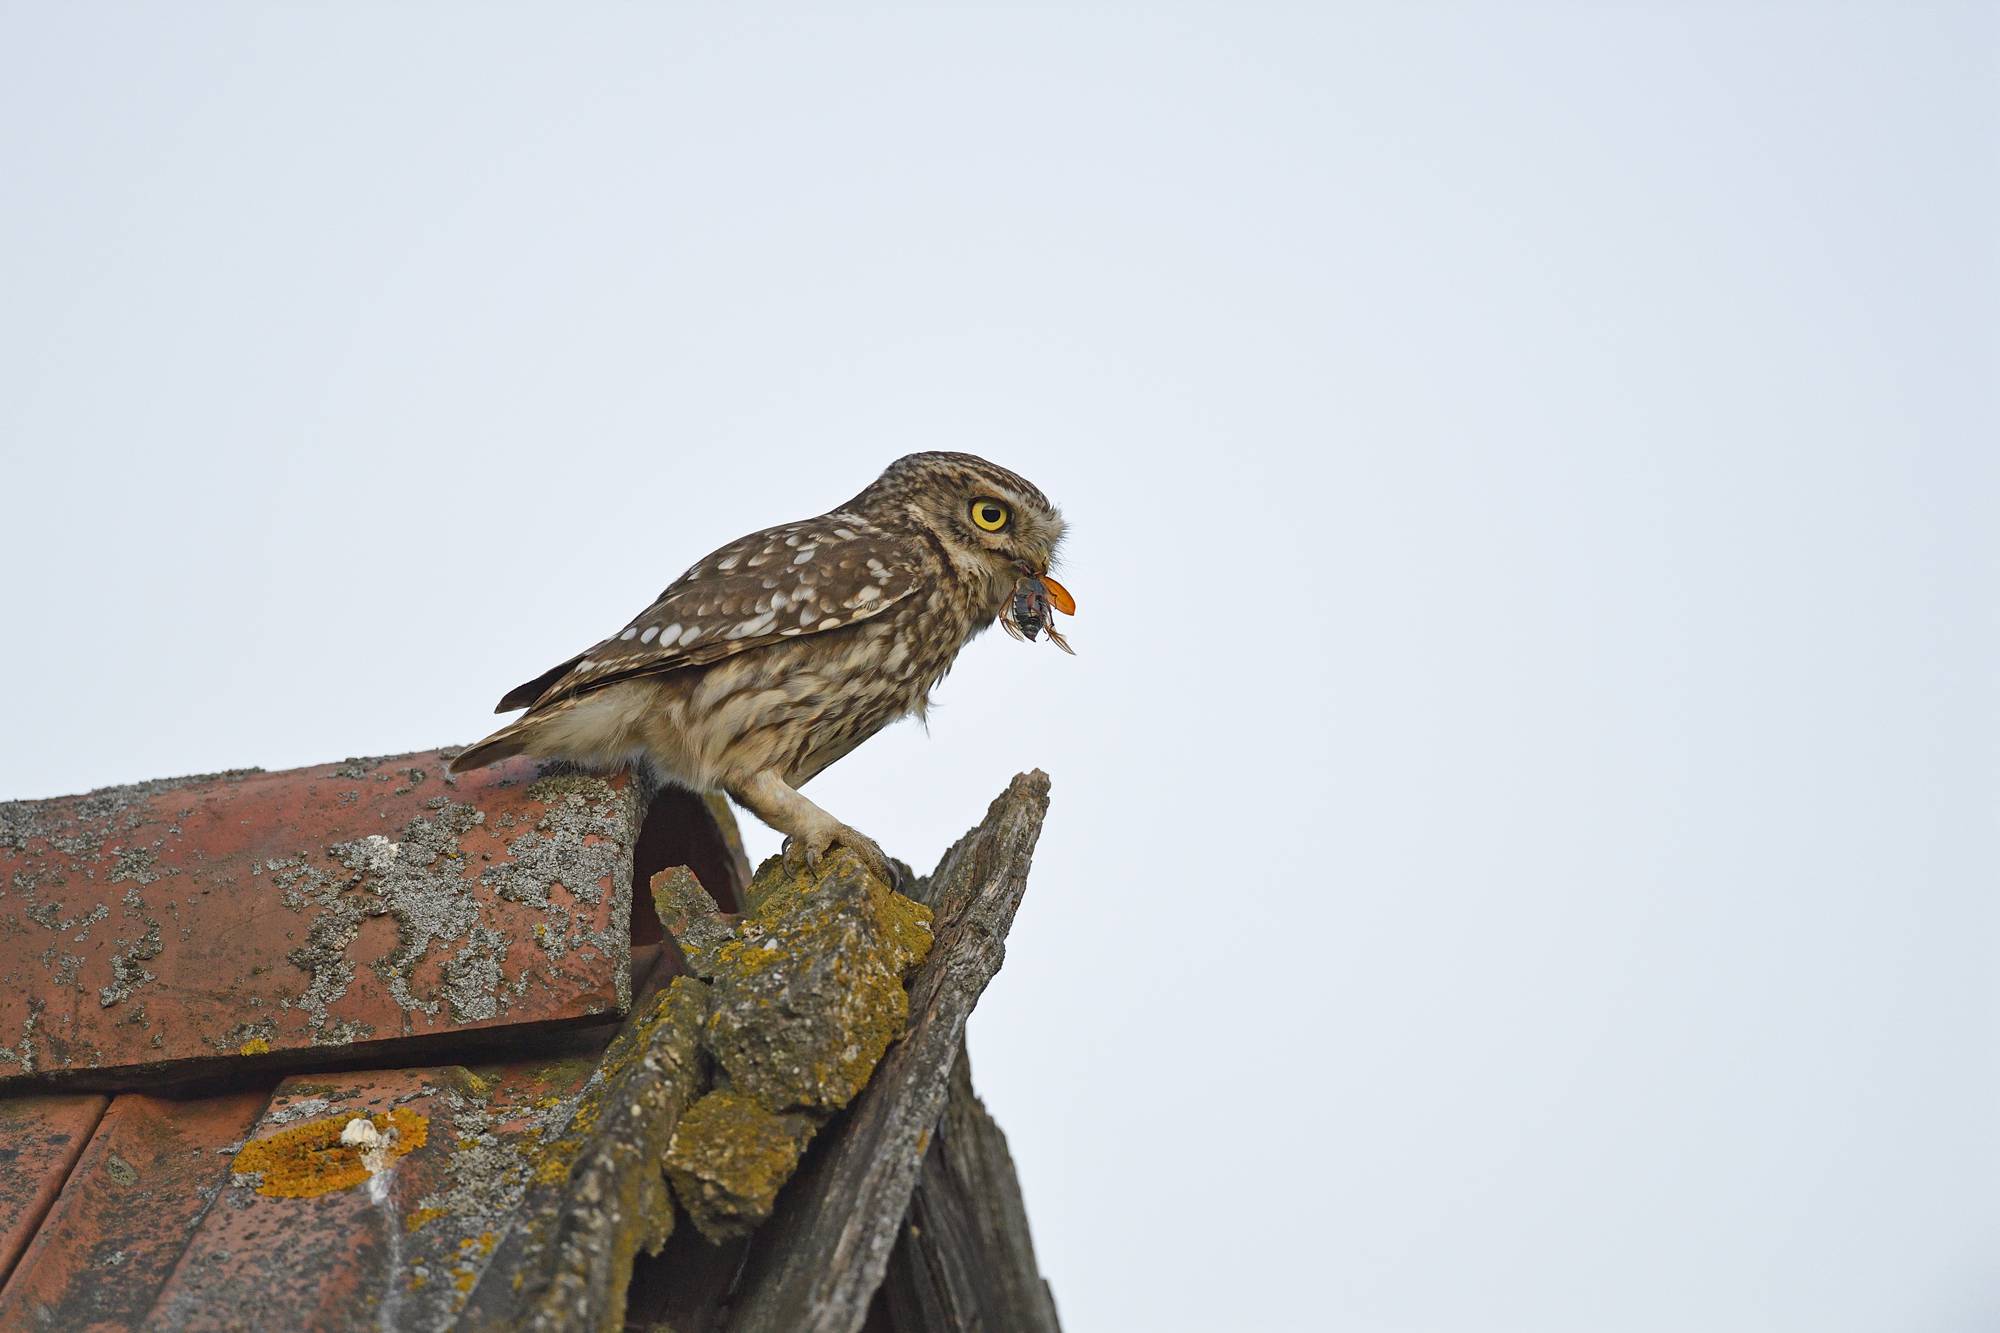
[{"left": 2, "top": 4, "right": 1994, "bottom": 1330}]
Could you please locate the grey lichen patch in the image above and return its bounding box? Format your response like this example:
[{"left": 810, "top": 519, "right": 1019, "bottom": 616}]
[
  {"left": 99, "top": 883, "right": 166, "bottom": 1008},
  {"left": 214, "top": 1018, "right": 279, "bottom": 1054},
  {"left": 443, "top": 925, "right": 510, "bottom": 1024},
  {"left": 484, "top": 776, "right": 630, "bottom": 911},
  {"left": 262, "top": 854, "right": 342, "bottom": 913},
  {"left": 26, "top": 901, "right": 109, "bottom": 936},
  {"left": 285, "top": 885, "right": 365, "bottom": 1044},
  {"left": 1, "top": 767, "right": 257, "bottom": 856},
  {"left": 331, "top": 756, "right": 389, "bottom": 780},
  {"left": 0, "top": 805, "right": 33, "bottom": 854},
  {"left": 260, "top": 850, "right": 373, "bottom": 1040},
  {"left": 98, "top": 920, "right": 162, "bottom": 1007},
  {"left": 109, "top": 847, "right": 163, "bottom": 886},
  {"left": 50, "top": 951, "right": 85, "bottom": 991},
  {"left": 1, "top": 767, "right": 248, "bottom": 1043},
  {"left": 526, "top": 909, "right": 577, "bottom": 963},
  {"left": 347, "top": 834, "right": 399, "bottom": 875},
  {"left": 263, "top": 1095, "right": 336, "bottom": 1127},
  {"left": 0, "top": 1001, "right": 44, "bottom": 1074},
  {"left": 664, "top": 1090, "right": 816, "bottom": 1242},
  {"left": 705, "top": 850, "right": 932, "bottom": 1113},
  {"left": 263, "top": 771, "right": 638, "bottom": 1047},
  {"left": 374, "top": 802, "right": 484, "bottom": 1004},
  {"left": 326, "top": 800, "right": 489, "bottom": 1019},
  {"left": 417, "top": 1070, "right": 586, "bottom": 1228},
  {"left": 479, "top": 773, "right": 636, "bottom": 1010}
]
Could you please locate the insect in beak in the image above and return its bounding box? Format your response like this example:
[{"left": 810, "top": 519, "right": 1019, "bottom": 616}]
[{"left": 1002, "top": 568, "right": 1077, "bottom": 654}]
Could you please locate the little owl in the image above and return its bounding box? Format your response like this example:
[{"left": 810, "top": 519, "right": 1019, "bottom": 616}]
[{"left": 451, "top": 452, "right": 1072, "bottom": 885}]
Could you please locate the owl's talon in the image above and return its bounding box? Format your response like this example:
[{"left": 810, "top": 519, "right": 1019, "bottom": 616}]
[
  {"left": 832, "top": 825, "right": 895, "bottom": 889},
  {"left": 780, "top": 824, "right": 893, "bottom": 888}
]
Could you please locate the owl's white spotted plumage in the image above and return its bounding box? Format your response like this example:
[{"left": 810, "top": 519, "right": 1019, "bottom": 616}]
[{"left": 452, "top": 452, "right": 1071, "bottom": 884}]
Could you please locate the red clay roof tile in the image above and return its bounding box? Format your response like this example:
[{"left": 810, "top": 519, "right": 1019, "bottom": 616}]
[
  {"left": 0, "top": 751, "right": 654, "bottom": 1086},
  {"left": 0, "top": 1092, "right": 108, "bottom": 1290},
  {"left": 0, "top": 1087, "right": 270, "bottom": 1329},
  {"left": 0, "top": 955, "right": 676, "bottom": 1331},
  {"left": 144, "top": 1060, "right": 601, "bottom": 1332}
]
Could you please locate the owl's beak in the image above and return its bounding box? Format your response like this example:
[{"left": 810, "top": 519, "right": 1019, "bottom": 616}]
[{"left": 1040, "top": 574, "right": 1076, "bottom": 616}]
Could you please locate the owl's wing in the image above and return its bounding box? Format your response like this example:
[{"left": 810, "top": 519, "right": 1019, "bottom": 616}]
[{"left": 496, "top": 514, "right": 924, "bottom": 712}]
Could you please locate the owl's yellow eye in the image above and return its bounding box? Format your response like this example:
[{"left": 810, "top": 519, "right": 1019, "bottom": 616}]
[{"left": 969, "top": 498, "right": 1010, "bottom": 532}]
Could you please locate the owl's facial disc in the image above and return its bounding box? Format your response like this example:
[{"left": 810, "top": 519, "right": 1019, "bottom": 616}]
[
  {"left": 970, "top": 505, "right": 1062, "bottom": 579},
  {"left": 958, "top": 481, "right": 1065, "bottom": 570},
  {"left": 864, "top": 450, "right": 1067, "bottom": 585}
]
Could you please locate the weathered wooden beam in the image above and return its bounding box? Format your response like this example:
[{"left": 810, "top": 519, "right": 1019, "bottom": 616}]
[
  {"left": 875, "top": 1044, "right": 1063, "bottom": 1333},
  {"left": 723, "top": 770, "right": 1052, "bottom": 1333},
  {"left": 455, "top": 976, "right": 710, "bottom": 1333}
]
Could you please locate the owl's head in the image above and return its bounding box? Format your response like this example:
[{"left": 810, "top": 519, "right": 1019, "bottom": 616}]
[{"left": 856, "top": 451, "right": 1068, "bottom": 582}]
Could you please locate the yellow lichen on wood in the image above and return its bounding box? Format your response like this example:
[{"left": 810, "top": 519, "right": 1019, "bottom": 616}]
[
  {"left": 663, "top": 1090, "right": 816, "bottom": 1241},
  {"left": 706, "top": 851, "right": 934, "bottom": 1112},
  {"left": 230, "top": 1107, "right": 429, "bottom": 1198},
  {"left": 524, "top": 979, "right": 692, "bottom": 1197},
  {"left": 237, "top": 1037, "right": 271, "bottom": 1055}
]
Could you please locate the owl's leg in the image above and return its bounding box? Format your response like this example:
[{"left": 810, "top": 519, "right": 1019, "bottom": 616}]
[{"left": 727, "top": 770, "right": 895, "bottom": 888}]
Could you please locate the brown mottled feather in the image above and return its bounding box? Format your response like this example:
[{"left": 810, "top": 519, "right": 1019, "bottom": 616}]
[{"left": 497, "top": 516, "right": 924, "bottom": 711}]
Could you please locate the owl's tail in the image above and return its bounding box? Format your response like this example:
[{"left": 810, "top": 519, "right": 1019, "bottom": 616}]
[
  {"left": 449, "top": 693, "right": 608, "bottom": 775},
  {"left": 449, "top": 715, "right": 540, "bottom": 774}
]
